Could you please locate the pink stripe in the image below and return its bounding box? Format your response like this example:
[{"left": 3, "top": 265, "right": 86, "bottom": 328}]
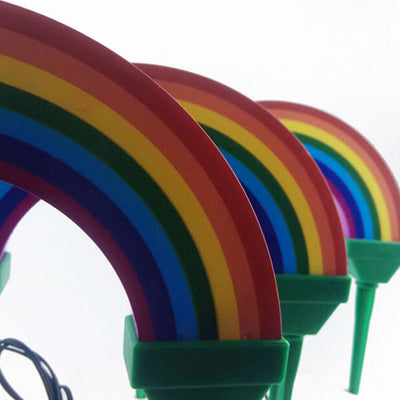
[{"left": 327, "top": 180, "right": 356, "bottom": 238}]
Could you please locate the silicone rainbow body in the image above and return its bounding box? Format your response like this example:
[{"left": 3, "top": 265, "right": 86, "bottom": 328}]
[
  {"left": 0, "top": 3, "right": 288, "bottom": 399},
  {"left": 138, "top": 64, "right": 347, "bottom": 277},
  {"left": 263, "top": 101, "right": 400, "bottom": 394},
  {"left": 262, "top": 101, "right": 400, "bottom": 242},
  {"left": 139, "top": 65, "right": 351, "bottom": 400}
]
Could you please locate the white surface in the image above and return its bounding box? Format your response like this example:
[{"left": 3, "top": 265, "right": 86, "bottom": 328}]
[{"left": 0, "top": 0, "right": 399, "bottom": 399}]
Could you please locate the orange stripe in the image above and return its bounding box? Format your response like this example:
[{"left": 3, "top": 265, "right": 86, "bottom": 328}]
[
  {"left": 270, "top": 107, "right": 400, "bottom": 242},
  {"left": 158, "top": 79, "right": 343, "bottom": 275},
  {"left": 0, "top": 28, "right": 263, "bottom": 338}
]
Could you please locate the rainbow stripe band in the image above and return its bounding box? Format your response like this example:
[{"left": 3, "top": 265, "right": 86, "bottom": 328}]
[
  {"left": 138, "top": 64, "right": 347, "bottom": 277},
  {"left": 0, "top": 96, "right": 204, "bottom": 341},
  {"left": 301, "top": 138, "right": 378, "bottom": 238},
  {"left": 205, "top": 125, "right": 307, "bottom": 274},
  {"left": 0, "top": 2, "right": 281, "bottom": 341},
  {"left": 0, "top": 133, "right": 179, "bottom": 339},
  {"left": 262, "top": 101, "right": 400, "bottom": 242}
]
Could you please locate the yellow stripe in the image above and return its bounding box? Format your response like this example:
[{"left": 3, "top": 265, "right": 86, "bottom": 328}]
[
  {"left": 0, "top": 55, "right": 240, "bottom": 339},
  {"left": 179, "top": 101, "right": 324, "bottom": 274},
  {"left": 282, "top": 119, "right": 391, "bottom": 241}
]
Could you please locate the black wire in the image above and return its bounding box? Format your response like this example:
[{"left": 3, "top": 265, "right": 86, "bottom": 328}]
[{"left": 0, "top": 338, "right": 73, "bottom": 400}]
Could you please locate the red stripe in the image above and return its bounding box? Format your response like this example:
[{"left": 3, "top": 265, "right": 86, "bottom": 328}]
[
  {"left": 263, "top": 101, "right": 400, "bottom": 242},
  {"left": 138, "top": 64, "right": 346, "bottom": 276},
  {"left": 0, "top": 9, "right": 281, "bottom": 338},
  {"left": 0, "top": 27, "right": 263, "bottom": 339},
  {"left": 0, "top": 160, "right": 155, "bottom": 341},
  {"left": 0, "top": 3, "right": 281, "bottom": 338},
  {"left": 0, "top": 194, "right": 39, "bottom": 255}
]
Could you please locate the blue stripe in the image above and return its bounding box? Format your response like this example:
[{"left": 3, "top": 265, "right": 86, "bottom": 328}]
[
  {"left": 0, "top": 187, "right": 30, "bottom": 226},
  {"left": 242, "top": 184, "right": 284, "bottom": 273},
  {"left": 0, "top": 181, "right": 14, "bottom": 200},
  {"left": 221, "top": 150, "right": 296, "bottom": 274},
  {"left": 0, "top": 132, "right": 177, "bottom": 340},
  {"left": 317, "top": 163, "right": 364, "bottom": 238},
  {"left": 0, "top": 108, "right": 197, "bottom": 340},
  {"left": 303, "top": 144, "right": 374, "bottom": 239}
]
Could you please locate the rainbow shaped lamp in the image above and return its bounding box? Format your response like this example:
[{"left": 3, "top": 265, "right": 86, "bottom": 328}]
[
  {"left": 139, "top": 64, "right": 351, "bottom": 400},
  {"left": 263, "top": 101, "right": 400, "bottom": 394},
  {"left": 0, "top": 3, "right": 290, "bottom": 399}
]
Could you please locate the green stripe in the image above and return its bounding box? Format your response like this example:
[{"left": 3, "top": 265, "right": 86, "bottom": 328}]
[
  {"left": 201, "top": 124, "right": 309, "bottom": 274},
  {"left": 0, "top": 83, "right": 217, "bottom": 339},
  {"left": 296, "top": 133, "right": 381, "bottom": 240}
]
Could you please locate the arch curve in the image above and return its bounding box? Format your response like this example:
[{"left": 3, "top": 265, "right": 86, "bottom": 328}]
[
  {"left": 262, "top": 101, "right": 400, "bottom": 242},
  {"left": 137, "top": 64, "right": 347, "bottom": 276},
  {"left": 0, "top": 2, "right": 280, "bottom": 341}
]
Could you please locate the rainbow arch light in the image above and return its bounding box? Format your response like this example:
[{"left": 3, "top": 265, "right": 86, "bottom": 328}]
[
  {"left": 0, "top": 1, "right": 282, "bottom": 342},
  {"left": 262, "top": 101, "right": 400, "bottom": 242},
  {"left": 138, "top": 64, "right": 347, "bottom": 276}
]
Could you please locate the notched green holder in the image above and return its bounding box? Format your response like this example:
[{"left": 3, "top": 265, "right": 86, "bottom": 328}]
[
  {"left": 123, "top": 315, "right": 289, "bottom": 400},
  {"left": 0, "top": 252, "right": 11, "bottom": 296},
  {"left": 269, "top": 274, "right": 351, "bottom": 400},
  {"left": 346, "top": 238, "right": 400, "bottom": 394}
]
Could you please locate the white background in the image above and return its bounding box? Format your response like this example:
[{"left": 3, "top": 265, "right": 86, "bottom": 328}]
[{"left": 0, "top": 0, "right": 399, "bottom": 399}]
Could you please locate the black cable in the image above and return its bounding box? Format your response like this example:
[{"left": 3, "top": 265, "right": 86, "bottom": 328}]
[{"left": 0, "top": 338, "right": 73, "bottom": 400}]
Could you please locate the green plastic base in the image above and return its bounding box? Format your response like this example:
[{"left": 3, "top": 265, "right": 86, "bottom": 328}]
[
  {"left": 123, "top": 316, "right": 289, "bottom": 400},
  {"left": 0, "top": 253, "right": 11, "bottom": 296},
  {"left": 269, "top": 274, "right": 351, "bottom": 400},
  {"left": 346, "top": 239, "right": 400, "bottom": 394},
  {"left": 346, "top": 238, "right": 400, "bottom": 284},
  {"left": 144, "top": 385, "right": 270, "bottom": 400},
  {"left": 276, "top": 274, "right": 351, "bottom": 335}
]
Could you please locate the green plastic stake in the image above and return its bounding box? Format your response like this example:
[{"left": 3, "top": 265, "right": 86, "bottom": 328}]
[
  {"left": 268, "top": 335, "right": 303, "bottom": 400},
  {"left": 269, "top": 274, "right": 351, "bottom": 400},
  {"left": 123, "top": 315, "right": 289, "bottom": 400},
  {"left": 346, "top": 238, "right": 400, "bottom": 394},
  {"left": 0, "top": 252, "right": 11, "bottom": 296},
  {"left": 349, "top": 281, "right": 377, "bottom": 394}
]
